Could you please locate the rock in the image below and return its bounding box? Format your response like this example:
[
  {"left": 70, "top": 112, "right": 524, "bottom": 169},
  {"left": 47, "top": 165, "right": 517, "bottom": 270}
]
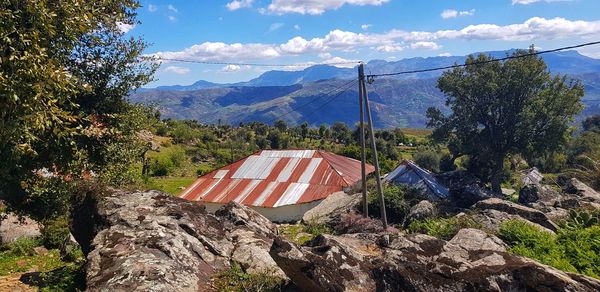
[
  {"left": 302, "top": 191, "right": 361, "bottom": 226},
  {"left": 564, "top": 178, "right": 600, "bottom": 202},
  {"left": 473, "top": 198, "right": 558, "bottom": 232},
  {"left": 403, "top": 200, "right": 436, "bottom": 227},
  {"left": 449, "top": 184, "right": 501, "bottom": 209},
  {"left": 471, "top": 209, "right": 555, "bottom": 234},
  {"left": 518, "top": 184, "right": 561, "bottom": 208},
  {"left": 0, "top": 213, "right": 41, "bottom": 246},
  {"left": 33, "top": 246, "right": 48, "bottom": 255},
  {"left": 270, "top": 229, "right": 600, "bottom": 291},
  {"left": 71, "top": 190, "right": 287, "bottom": 291}
]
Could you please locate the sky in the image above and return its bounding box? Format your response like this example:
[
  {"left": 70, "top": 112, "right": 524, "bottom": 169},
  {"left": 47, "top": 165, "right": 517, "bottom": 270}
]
[{"left": 126, "top": 0, "right": 600, "bottom": 87}]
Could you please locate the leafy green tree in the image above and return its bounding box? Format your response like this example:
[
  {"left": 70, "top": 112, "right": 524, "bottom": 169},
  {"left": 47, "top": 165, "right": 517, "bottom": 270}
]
[
  {"left": 0, "top": 0, "right": 155, "bottom": 217},
  {"left": 274, "top": 119, "right": 287, "bottom": 132},
  {"left": 427, "top": 48, "right": 583, "bottom": 192},
  {"left": 583, "top": 115, "right": 600, "bottom": 133}
]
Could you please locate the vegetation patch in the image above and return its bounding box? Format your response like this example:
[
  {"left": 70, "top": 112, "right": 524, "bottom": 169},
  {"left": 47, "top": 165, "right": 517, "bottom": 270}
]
[
  {"left": 407, "top": 216, "right": 481, "bottom": 240},
  {"left": 279, "top": 222, "right": 333, "bottom": 245},
  {"left": 213, "top": 262, "right": 283, "bottom": 292},
  {"left": 499, "top": 219, "right": 600, "bottom": 279},
  {"left": 144, "top": 177, "right": 197, "bottom": 196}
]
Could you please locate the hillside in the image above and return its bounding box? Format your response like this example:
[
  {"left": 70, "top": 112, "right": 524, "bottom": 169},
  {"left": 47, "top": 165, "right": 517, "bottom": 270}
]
[{"left": 130, "top": 50, "right": 600, "bottom": 128}]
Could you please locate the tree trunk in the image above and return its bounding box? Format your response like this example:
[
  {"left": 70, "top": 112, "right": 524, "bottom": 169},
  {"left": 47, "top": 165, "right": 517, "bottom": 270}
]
[{"left": 490, "top": 153, "right": 505, "bottom": 194}]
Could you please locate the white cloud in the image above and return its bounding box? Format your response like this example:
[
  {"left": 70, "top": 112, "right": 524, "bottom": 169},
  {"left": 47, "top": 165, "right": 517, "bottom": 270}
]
[
  {"left": 512, "top": 0, "right": 572, "bottom": 4},
  {"left": 148, "top": 4, "right": 157, "bottom": 12},
  {"left": 294, "top": 24, "right": 301, "bottom": 30},
  {"left": 150, "top": 17, "right": 600, "bottom": 62},
  {"left": 438, "top": 52, "right": 452, "bottom": 57},
  {"left": 441, "top": 9, "right": 475, "bottom": 19},
  {"left": 410, "top": 41, "right": 441, "bottom": 50},
  {"left": 168, "top": 15, "right": 177, "bottom": 22},
  {"left": 221, "top": 64, "right": 242, "bottom": 72},
  {"left": 269, "top": 22, "right": 285, "bottom": 32},
  {"left": 168, "top": 4, "right": 178, "bottom": 13},
  {"left": 226, "top": 0, "right": 255, "bottom": 11},
  {"left": 361, "top": 24, "right": 372, "bottom": 30},
  {"left": 318, "top": 52, "right": 332, "bottom": 59},
  {"left": 376, "top": 44, "right": 403, "bottom": 52},
  {"left": 116, "top": 22, "right": 135, "bottom": 33},
  {"left": 164, "top": 66, "right": 190, "bottom": 75},
  {"left": 266, "top": 0, "right": 390, "bottom": 15}
]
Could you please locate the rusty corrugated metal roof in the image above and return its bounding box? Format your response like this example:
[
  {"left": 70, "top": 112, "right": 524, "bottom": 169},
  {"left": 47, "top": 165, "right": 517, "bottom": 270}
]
[{"left": 180, "top": 150, "right": 374, "bottom": 208}]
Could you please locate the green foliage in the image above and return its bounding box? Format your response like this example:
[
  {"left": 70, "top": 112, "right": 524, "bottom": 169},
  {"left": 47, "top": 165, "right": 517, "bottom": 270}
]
[
  {"left": 564, "top": 209, "right": 600, "bottom": 230},
  {"left": 427, "top": 47, "right": 584, "bottom": 192},
  {"left": 0, "top": 239, "right": 64, "bottom": 277},
  {"left": 413, "top": 150, "right": 441, "bottom": 173},
  {"left": 41, "top": 217, "right": 71, "bottom": 250},
  {"left": 144, "top": 177, "right": 197, "bottom": 196},
  {"left": 369, "top": 184, "right": 424, "bottom": 224},
  {"left": 303, "top": 222, "right": 333, "bottom": 237},
  {"left": 19, "top": 177, "right": 75, "bottom": 220},
  {"left": 407, "top": 216, "right": 480, "bottom": 240},
  {"left": 148, "top": 146, "right": 187, "bottom": 176},
  {"left": 439, "top": 153, "right": 457, "bottom": 172},
  {"left": 214, "top": 262, "right": 282, "bottom": 292},
  {"left": 38, "top": 264, "right": 86, "bottom": 292}
]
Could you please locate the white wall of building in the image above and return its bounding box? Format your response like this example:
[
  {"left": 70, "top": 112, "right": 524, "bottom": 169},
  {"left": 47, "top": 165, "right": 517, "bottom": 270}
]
[{"left": 203, "top": 200, "right": 324, "bottom": 223}]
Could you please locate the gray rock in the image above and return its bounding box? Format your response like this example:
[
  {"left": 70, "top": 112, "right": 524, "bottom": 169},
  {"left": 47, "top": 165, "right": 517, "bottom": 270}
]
[
  {"left": 564, "top": 178, "right": 600, "bottom": 202},
  {"left": 72, "top": 190, "right": 287, "bottom": 292},
  {"left": 473, "top": 198, "right": 558, "bottom": 232},
  {"left": 0, "top": 213, "right": 41, "bottom": 245},
  {"left": 518, "top": 184, "right": 561, "bottom": 207},
  {"left": 471, "top": 209, "right": 556, "bottom": 234},
  {"left": 403, "top": 200, "right": 436, "bottom": 227},
  {"left": 302, "top": 191, "right": 360, "bottom": 225},
  {"left": 270, "top": 229, "right": 600, "bottom": 291}
]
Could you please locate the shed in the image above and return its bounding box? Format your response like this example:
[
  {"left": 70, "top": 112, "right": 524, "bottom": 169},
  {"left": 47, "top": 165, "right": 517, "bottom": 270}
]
[
  {"left": 522, "top": 167, "right": 544, "bottom": 185},
  {"left": 384, "top": 160, "right": 449, "bottom": 200},
  {"left": 180, "top": 149, "right": 374, "bottom": 222}
]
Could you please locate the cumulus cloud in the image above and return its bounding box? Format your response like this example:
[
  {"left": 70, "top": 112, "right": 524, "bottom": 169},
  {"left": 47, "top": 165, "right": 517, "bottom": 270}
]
[
  {"left": 164, "top": 66, "right": 191, "bottom": 75},
  {"left": 294, "top": 24, "right": 301, "bottom": 30},
  {"left": 221, "top": 64, "right": 242, "bottom": 72},
  {"left": 168, "top": 15, "right": 177, "bottom": 22},
  {"left": 376, "top": 44, "right": 404, "bottom": 52},
  {"left": 441, "top": 9, "right": 475, "bottom": 19},
  {"left": 361, "top": 24, "right": 372, "bottom": 30},
  {"left": 116, "top": 22, "right": 135, "bottom": 33},
  {"left": 438, "top": 52, "right": 452, "bottom": 57},
  {"left": 266, "top": 0, "right": 390, "bottom": 15},
  {"left": 410, "top": 41, "right": 441, "bottom": 50},
  {"left": 512, "top": 0, "right": 572, "bottom": 4},
  {"left": 148, "top": 4, "right": 157, "bottom": 12},
  {"left": 226, "top": 0, "right": 255, "bottom": 11},
  {"left": 168, "top": 4, "right": 178, "bottom": 13},
  {"left": 150, "top": 17, "right": 600, "bottom": 62}
]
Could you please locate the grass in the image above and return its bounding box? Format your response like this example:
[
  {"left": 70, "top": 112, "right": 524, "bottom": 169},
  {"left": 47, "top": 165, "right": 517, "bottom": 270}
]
[
  {"left": 0, "top": 238, "right": 66, "bottom": 277},
  {"left": 144, "top": 176, "right": 196, "bottom": 195},
  {"left": 279, "top": 222, "right": 333, "bottom": 245},
  {"left": 213, "top": 262, "right": 282, "bottom": 292},
  {"left": 407, "top": 216, "right": 481, "bottom": 240}
]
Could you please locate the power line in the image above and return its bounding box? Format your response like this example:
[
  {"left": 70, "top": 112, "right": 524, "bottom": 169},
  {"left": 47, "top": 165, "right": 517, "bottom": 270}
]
[
  {"left": 266, "top": 79, "right": 357, "bottom": 125},
  {"left": 290, "top": 79, "right": 358, "bottom": 126},
  {"left": 366, "top": 41, "right": 600, "bottom": 78},
  {"left": 154, "top": 57, "right": 361, "bottom": 67}
]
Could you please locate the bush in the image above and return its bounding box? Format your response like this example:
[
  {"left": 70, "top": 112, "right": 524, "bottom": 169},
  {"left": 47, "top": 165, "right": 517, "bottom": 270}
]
[
  {"left": 148, "top": 146, "right": 187, "bottom": 177},
  {"left": 407, "top": 216, "right": 480, "bottom": 240},
  {"left": 1, "top": 237, "right": 42, "bottom": 256},
  {"left": 213, "top": 262, "right": 283, "bottom": 292},
  {"left": 21, "top": 176, "right": 74, "bottom": 221},
  {"left": 439, "top": 153, "right": 457, "bottom": 172},
  {"left": 41, "top": 216, "right": 71, "bottom": 249},
  {"left": 368, "top": 184, "right": 424, "bottom": 224},
  {"left": 413, "top": 150, "right": 441, "bottom": 173},
  {"left": 196, "top": 164, "right": 215, "bottom": 176},
  {"left": 334, "top": 211, "right": 388, "bottom": 234}
]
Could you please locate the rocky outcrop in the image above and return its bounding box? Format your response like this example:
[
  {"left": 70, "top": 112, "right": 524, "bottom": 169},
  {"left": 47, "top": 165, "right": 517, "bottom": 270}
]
[
  {"left": 564, "top": 178, "right": 600, "bottom": 203},
  {"left": 302, "top": 191, "right": 361, "bottom": 226},
  {"left": 403, "top": 200, "right": 436, "bottom": 227},
  {"left": 0, "top": 213, "right": 41, "bottom": 245},
  {"left": 473, "top": 198, "right": 558, "bottom": 232},
  {"left": 72, "top": 190, "right": 286, "bottom": 291},
  {"left": 518, "top": 184, "right": 561, "bottom": 208},
  {"left": 270, "top": 228, "right": 600, "bottom": 291}
]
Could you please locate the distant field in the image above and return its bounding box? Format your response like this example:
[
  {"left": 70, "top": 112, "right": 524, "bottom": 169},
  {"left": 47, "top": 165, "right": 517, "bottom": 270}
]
[
  {"left": 145, "top": 177, "right": 196, "bottom": 196},
  {"left": 401, "top": 128, "right": 432, "bottom": 137}
]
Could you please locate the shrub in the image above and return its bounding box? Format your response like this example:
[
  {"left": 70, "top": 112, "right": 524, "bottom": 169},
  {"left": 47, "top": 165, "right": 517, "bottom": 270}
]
[
  {"left": 303, "top": 222, "right": 333, "bottom": 237},
  {"left": 439, "top": 153, "right": 457, "bottom": 172},
  {"left": 413, "top": 150, "right": 441, "bottom": 173},
  {"left": 368, "top": 184, "right": 424, "bottom": 224},
  {"left": 149, "top": 146, "right": 187, "bottom": 177},
  {"left": 407, "top": 216, "right": 480, "bottom": 240},
  {"left": 196, "top": 164, "right": 215, "bottom": 176},
  {"left": 21, "top": 176, "right": 74, "bottom": 221},
  {"left": 213, "top": 262, "right": 283, "bottom": 292},
  {"left": 1, "top": 237, "right": 42, "bottom": 256},
  {"left": 334, "top": 211, "right": 387, "bottom": 234},
  {"left": 41, "top": 216, "right": 71, "bottom": 249}
]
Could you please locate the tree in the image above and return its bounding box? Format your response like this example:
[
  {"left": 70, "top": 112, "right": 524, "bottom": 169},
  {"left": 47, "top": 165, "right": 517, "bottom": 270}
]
[
  {"left": 0, "top": 0, "right": 155, "bottom": 218},
  {"left": 427, "top": 48, "right": 584, "bottom": 192},
  {"left": 274, "top": 119, "right": 287, "bottom": 132},
  {"left": 583, "top": 115, "right": 600, "bottom": 133}
]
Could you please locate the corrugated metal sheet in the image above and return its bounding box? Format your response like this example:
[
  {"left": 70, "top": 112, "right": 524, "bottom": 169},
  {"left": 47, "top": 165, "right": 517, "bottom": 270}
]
[
  {"left": 384, "top": 160, "right": 449, "bottom": 200},
  {"left": 180, "top": 150, "right": 375, "bottom": 208}
]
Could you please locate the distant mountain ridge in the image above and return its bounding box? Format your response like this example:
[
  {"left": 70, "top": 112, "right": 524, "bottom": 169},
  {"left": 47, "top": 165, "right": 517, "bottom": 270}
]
[{"left": 130, "top": 50, "right": 600, "bottom": 128}]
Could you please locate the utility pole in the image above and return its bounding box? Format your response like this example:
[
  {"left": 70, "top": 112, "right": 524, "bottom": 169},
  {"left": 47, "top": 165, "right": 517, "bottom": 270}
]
[
  {"left": 358, "top": 64, "right": 388, "bottom": 229},
  {"left": 358, "top": 63, "right": 368, "bottom": 218}
]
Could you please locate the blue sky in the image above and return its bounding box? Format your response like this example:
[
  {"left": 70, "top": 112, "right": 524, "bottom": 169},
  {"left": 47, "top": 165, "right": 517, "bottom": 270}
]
[{"left": 126, "top": 0, "right": 600, "bottom": 87}]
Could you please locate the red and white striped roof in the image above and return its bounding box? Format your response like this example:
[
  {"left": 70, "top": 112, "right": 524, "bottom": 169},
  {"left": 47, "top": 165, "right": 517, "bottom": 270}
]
[{"left": 180, "top": 150, "right": 374, "bottom": 208}]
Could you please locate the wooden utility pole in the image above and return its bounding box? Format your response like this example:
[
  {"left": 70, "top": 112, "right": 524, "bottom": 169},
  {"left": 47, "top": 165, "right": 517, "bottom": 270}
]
[
  {"left": 358, "top": 63, "right": 368, "bottom": 217},
  {"left": 358, "top": 64, "right": 388, "bottom": 229}
]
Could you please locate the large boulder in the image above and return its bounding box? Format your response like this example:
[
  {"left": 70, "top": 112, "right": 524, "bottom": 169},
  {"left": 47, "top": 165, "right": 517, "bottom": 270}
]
[
  {"left": 270, "top": 229, "right": 600, "bottom": 291},
  {"left": 473, "top": 198, "right": 558, "bottom": 232},
  {"left": 302, "top": 191, "right": 361, "bottom": 226},
  {"left": 403, "top": 200, "right": 436, "bottom": 227},
  {"left": 0, "top": 213, "right": 41, "bottom": 246},
  {"left": 71, "top": 190, "right": 286, "bottom": 292},
  {"left": 518, "top": 184, "right": 561, "bottom": 207},
  {"left": 564, "top": 178, "right": 600, "bottom": 202}
]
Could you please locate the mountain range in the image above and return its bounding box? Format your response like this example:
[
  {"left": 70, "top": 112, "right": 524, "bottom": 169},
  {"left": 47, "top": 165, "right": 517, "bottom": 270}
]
[{"left": 129, "top": 50, "right": 600, "bottom": 128}]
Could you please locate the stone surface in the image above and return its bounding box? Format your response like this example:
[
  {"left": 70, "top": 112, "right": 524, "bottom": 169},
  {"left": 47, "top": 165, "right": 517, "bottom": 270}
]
[
  {"left": 518, "top": 184, "right": 561, "bottom": 207},
  {"left": 564, "top": 178, "right": 600, "bottom": 202},
  {"left": 471, "top": 209, "right": 555, "bottom": 234},
  {"left": 0, "top": 213, "right": 41, "bottom": 245},
  {"left": 473, "top": 198, "right": 558, "bottom": 231},
  {"left": 270, "top": 229, "right": 600, "bottom": 291},
  {"left": 302, "top": 191, "right": 361, "bottom": 226},
  {"left": 71, "top": 190, "right": 286, "bottom": 292},
  {"left": 403, "top": 200, "right": 436, "bottom": 227}
]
